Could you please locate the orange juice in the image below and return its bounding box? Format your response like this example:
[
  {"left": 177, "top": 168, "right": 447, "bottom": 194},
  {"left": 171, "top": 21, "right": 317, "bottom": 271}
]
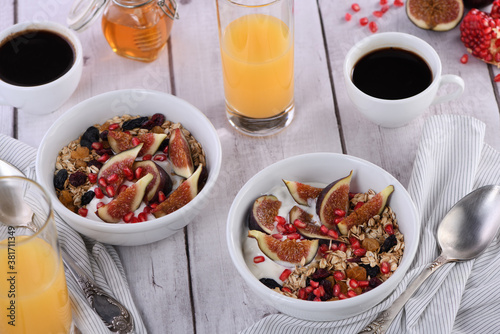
[
  {"left": 0, "top": 236, "right": 72, "bottom": 333},
  {"left": 221, "top": 14, "right": 294, "bottom": 119}
]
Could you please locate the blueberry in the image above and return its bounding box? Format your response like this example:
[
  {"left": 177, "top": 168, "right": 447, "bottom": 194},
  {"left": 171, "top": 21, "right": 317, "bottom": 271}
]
[
  {"left": 259, "top": 278, "right": 281, "bottom": 290},
  {"left": 53, "top": 169, "right": 68, "bottom": 190},
  {"left": 81, "top": 191, "right": 95, "bottom": 206}
]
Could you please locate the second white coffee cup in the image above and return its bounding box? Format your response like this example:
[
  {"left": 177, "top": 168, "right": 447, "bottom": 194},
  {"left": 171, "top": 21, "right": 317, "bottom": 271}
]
[{"left": 343, "top": 32, "right": 464, "bottom": 128}]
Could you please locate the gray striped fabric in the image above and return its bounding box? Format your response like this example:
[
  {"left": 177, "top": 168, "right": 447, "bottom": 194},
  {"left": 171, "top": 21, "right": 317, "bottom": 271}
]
[
  {"left": 0, "top": 135, "right": 147, "bottom": 334},
  {"left": 241, "top": 115, "right": 500, "bottom": 334}
]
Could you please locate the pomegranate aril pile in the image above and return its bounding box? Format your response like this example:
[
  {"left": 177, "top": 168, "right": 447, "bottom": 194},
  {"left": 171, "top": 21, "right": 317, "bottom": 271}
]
[{"left": 344, "top": 0, "right": 406, "bottom": 34}]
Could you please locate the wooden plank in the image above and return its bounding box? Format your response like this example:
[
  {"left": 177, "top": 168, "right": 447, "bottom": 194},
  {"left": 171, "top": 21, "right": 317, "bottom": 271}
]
[
  {"left": 0, "top": 1, "right": 15, "bottom": 137},
  {"left": 319, "top": 0, "right": 500, "bottom": 187},
  {"left": 171, "top": 0, "right": 342, "bottom": 332}
]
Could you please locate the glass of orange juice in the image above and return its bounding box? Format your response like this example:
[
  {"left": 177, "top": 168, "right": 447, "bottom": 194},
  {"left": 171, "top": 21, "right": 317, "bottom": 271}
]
[
  {"left": 216, "top": 0, "right": 295, "bottom": 136},
  {"left": 0, "top": 176, "right": 73, "bottom": 333}
]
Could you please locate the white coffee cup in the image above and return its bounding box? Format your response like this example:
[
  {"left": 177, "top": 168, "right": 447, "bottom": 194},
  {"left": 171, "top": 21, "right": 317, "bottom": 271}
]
[
  {"left": 343, "top": 32, "right": 464, "bottom": 128},
  {"left": 0, "top": 21, "right": 83, "bottom": 115}
]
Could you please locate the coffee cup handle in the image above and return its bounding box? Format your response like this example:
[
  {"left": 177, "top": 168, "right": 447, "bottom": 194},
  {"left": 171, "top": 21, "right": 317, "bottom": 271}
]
[{"left": 431, "top": 74, "right": 465, "bottom": 106}]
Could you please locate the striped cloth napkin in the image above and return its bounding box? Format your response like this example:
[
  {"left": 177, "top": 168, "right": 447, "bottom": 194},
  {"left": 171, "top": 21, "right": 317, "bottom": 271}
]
[
  {"left": 241, "top": 114, "right": 500, "bottom": 334},
  {"left": 0, "top": 134, "right": 147, "bottom": 334}
]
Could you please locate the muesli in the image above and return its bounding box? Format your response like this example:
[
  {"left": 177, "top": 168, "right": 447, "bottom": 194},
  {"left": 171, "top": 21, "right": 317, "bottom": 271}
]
[
  {"left": 244, "top": 171, "right": 404, "bottom": 301},
  {"left": 53, "top": 113, "right": 207, "bottom": 223}
]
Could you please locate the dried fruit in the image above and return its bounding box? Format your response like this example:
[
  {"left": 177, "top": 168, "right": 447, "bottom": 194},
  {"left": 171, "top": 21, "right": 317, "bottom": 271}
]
[
  {"left": 248, "top": 195, "right": 282, "bottom": 234},
  {"left": 122, "top": 117, "right": 149, "bottom": 130},
  {"left": 141, "top": 113, "right": 166, "bottom": 130},
  {"left": 406, "top": 0, "right": 464, "bottom": 31},
  {"left": 248, "top": 230, "right": 319, "bottom": 266},
  {"left": 316, "top": 171, "right": 352, "bottom": 229},
  {"left": 282, "top": 180, "right": 322, "bottom": 206},
  {"left": 81, "top": 190, "right": 95, "bottom": 206},
  {"left": 460, "top": 7, "right": 500, "bottom": 66},
  {"left": 54, "top": 169, "right": 68, "bottom": 190},
  {"left": 68, "top": 171, "right": 87, "bottom": 187},
  {"left": 260, "top": 278, "right": 281, "bottom": 289},
  {"left": 337, "top": 185, "right": 394, "bottom": 235},
  {"left": 168, "top": 128, "right": 194, "bottom": 178},
  {"left": 380, "top": 234, "right": 398, "bottom": 252},
  {"left": 80, "top": 126, "right": 100, "bottom": 150}
]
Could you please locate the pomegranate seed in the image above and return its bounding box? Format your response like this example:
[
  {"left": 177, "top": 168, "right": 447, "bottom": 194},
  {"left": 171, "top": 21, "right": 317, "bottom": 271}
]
[
  {"left": 132, "top": 137, "right": 141, "bottom": 147},
  {"left": 394, "top": 0, "right": 404, "bottom": 7},
  {"left": 97, "top": 153, "right": 110, "bottom": 163},
  {"left": 334, "top": 209, "right": 346, "bottom": 217},
  {"left": 360, "top": 17, "right": 369, "bottom": 26},
  {"left": 351, "top": 3, "right": 360, "bottom": 12},
  {"left": 163, "top": 145, "right": 169, "bottom": 154},
  {"left": 380, "top": 0, "right": 387, "bottom": 4},
  {"left": 373, "top": 11, "right": 383, "bottom": 18},
  {"left": 107, "top": 173, "right": 119, "bottom": 183},
  {"left": 143, "top": 206, "right": 152, "bottom": 214},
  {"left": 94, "top": 187, "right": 104, "bottom": 199},
  {"left": 135, "top": 167, "right": 143, "bottom": 179},
  {"left": 153, "top": 154, "right": 167, "bottom": 161},
  {"left": 306, "top": 286, "right": 314, "bottom": 293},
  {"left": 339, "top": 293, "right": 348, "bottom": 300},
  {"left": 106, "top": 185, "right": 116, "bottom": 197},
  {"left": 347, "top": 290, "right": 358, "bottom": 298},
  {"left": 293, "top": 219, "right": 307, "bottom": 228},
  {"left": 334, "top": 217, "right": 344, "bottom": 224},
  {"left": 91, "top": 142, "right": 103, "bottom": 150},
  {"left": 320, "top": 225, "right": 329, "bottom": 234},
  {"left": 313, "top": 297, "right": 322, "bottom": 302},
  {"left": 130, "top": 217, "right": 139, "bottom": 224},
  {"left": 369, "top": 21, "right": 378, "bottom": 33},
  {"left": 275, "top": 216, "right": 286, "bottom": 225},
  {"left": 287, "top": 233, "right": 301, "bottom": 240},
  {"left": 345, "top": 13, "right": 352, "bottom": 21},
  {"left": 78, "top": 208, "right": 88, "bottom": 217},
  {"left": 142, "top": 154, "right": 153, "bottom": 161},
  {"left": 385, "top": 224, "right": 394, "bottom": 235},
  {"left": 313, "top": 285, "right": 325, "bottom": 297},
  {"left": 137, "top": 212, "right": 147, "bottom": 222},
  {"left": 310, "top": 280, "right": 320, "bottom": 288},
  {"left": 319, "top": 243, "right": 329, "bottom": 254},
  {"left": 279, "top": 269, "right": 292, "bottom": 281},
  {"left": 108, "top": 123, "right": 120, "bottom": 130},
  {"left": 350, "top": 237, "right": 361, "bottom": 249},
  {"left": 272, "top": 233, "right": 283, "bottom": 240},
  {"left": 150, "top": 203, "right": 158, "bottom": 209},
  {"left": 330, "top": 243, "right": 339, "bottom": 251},
  {"left": 98, "top": 177, "right": 108, "bottom": 187},
  {"left": 354, "top": 248, "right": 367, "bottom": 257},
  {"left": 333, "top": 284, "right": 341, "bottom": 297},
  {"left": 282, "top": 287, "right": 291, "bottom": 293},
  {"left": 298, "top": 288, "right": 307, "bottom": 300},
  {"left": 495, "top": 74, "right": 500, "bottom": 82},
  {"left": 276, "top": 224, "right": 287, "bottom": 233},
  {"left": 349, "top": 192, "right": 356, "bottom": 199},
  {"left": 359, "top": 280, "right": 370, "bottom": 288},
  {"left": 158, "top": 191, "right": 166, "bottom": 202},
  {"left": 349, "top": 279, "right": 359, "bottom": 289},
  {"left": 333, "top": 271, "right": 345, "bottom": 281},
  {"left": 123, "top": 212, "right": 134, "bottom": 223},
  {"left": 88, "top": 173, "right": 97, "bottom": 183},
  {"left": 381, "top": 5, "right": 390, "bottom": 12},
  {"left": 328, "top": 229, "right": 339, "bottom": 239},
  {"left": 118, "top": 184, "right": 128, "bottom": 194},
  {"left": 285, "top": 224, "right": 297, "bottom": 233},
  {"left": 339, "top": 243, "right": 347, "bottom": 252},
  {"left": 96, "top": 202, "right": 105, "bottom": 209},
  {"left": 354, "top": 202, "right": 364, "bottom": 210},
  {"left": 381, "top": 262, "right": 391, "bottom": 274},
  {"left": 460, "top": 54, "right": 469, "bottom": 64}
]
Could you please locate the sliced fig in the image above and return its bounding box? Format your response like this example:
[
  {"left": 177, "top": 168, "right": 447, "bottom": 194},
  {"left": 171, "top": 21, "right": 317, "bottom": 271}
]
[
  {"left": 168, "top": 128, "right": 194, "bottom": 178},
  {"left": 289, "top": 206, "right": 336, "bottom": 241},
  {"left": 133, "top": 160, "right": 173, "bottom": 203},
  {"left": 406, "top": 0, "right": 464, "bottom": 31},
  {"left": 97, "top": 144, "right": 143, "bottom": 197},
  {"left": 108, "top": 131, "right": 167, "bottom": 157},
  {"left": 152, "top": 164, "right": 203, "bottom": 218},
  {"left": 248, "top": 195, "right": 282, "bottom": 234},
  {"left": 97, "top": 173, "right": 153, "bottom": 223},
  {"left": 248, "top": 230, "right": 318, "bottom": 266},
  {"left": 338, "top": 185, "right": 394, "bottom": 235},
  {"left": 282, "top": 180, "right": 322, "bottom": 206},
  {"left": 316, "top": 171, "right": 353, "bottom": 229}
]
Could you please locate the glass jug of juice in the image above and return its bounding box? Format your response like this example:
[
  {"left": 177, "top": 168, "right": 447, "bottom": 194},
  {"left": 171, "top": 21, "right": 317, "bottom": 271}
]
[{"left": 68, "top": 0, "right": 179, "bottom": 62}]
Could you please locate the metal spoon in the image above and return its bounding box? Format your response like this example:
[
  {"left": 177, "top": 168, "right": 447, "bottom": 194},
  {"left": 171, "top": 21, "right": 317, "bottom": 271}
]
[
  {"left": 0, "top": 159, "right": 134, "bottom": 334},
  {"left": 360, "top": 185, "right": 500, "bottom": 334}
]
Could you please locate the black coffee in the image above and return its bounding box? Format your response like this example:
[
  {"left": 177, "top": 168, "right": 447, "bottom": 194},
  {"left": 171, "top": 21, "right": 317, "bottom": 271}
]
[
  {"left": 0, "top": 30, "right": 74, "bottom": 87},
  {"left": 352, "top": 47, "right": 432, "bottom": 100}
]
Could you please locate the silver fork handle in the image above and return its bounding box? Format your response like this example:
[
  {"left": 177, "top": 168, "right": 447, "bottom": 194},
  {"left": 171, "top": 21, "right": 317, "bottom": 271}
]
[{"left": 359, "top": 254, "right": 449, "bottom": 334}]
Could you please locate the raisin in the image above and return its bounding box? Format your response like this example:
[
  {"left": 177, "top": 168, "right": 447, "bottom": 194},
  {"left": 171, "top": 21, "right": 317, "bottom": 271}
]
[
  {"left": 380, "top": 234, "right": 397, "bottom": 253},
  {"left": 54, "top": 169, "right": 68, "bottom": 190},
  {"left": 361, "top": 238, "right": 380, "bottom": 252},
  {"left": 346, "top": 266, "right": 367, "bottom": 281},
  {"left": 68, "top": 171, "right": 87, "bottom": 187},
  {"left": 81, "top": 191, "right": 95, "bottom": 206},
  {"left": 87, "top": 160, "right": 103, "bottom": 170},
  {"left": 100, "top": 130, "right": 109, "bottom": 141},
  {"left": 122, "top": 117, "right": 149, "bottom": 130},
  {"left": 141, "top": 113, "right": 165, "bottom": 130},
  {"left": 81, "top": 126, "right": 100, "bottom": 149},
  {"left": 360, "top": 264, "right": 380, "bottom": 278},
  {"left": 96, "top": 148, "right": 113, "bottom": 156},
  {"left": 259, "top": 278, "right": 281, "bottom": 290},
  {"left": 369, "top": 277, "right": 383, "bottom": 288},
  {"left": 320, "top": 279, "right": 333, "bottom": 301},
  {"left": 311, "top": 268, "right": 331, "bottom": 280}
]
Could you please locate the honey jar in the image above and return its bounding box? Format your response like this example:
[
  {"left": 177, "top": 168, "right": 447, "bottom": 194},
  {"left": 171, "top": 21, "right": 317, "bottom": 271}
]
[{"left": 68, "top": 0, "right": 178, "bottom": 62}]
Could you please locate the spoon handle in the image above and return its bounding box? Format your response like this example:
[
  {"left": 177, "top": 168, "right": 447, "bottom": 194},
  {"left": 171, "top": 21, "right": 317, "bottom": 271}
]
[{"left": 359, "top": 254, "right": 449, "bottom": 334}]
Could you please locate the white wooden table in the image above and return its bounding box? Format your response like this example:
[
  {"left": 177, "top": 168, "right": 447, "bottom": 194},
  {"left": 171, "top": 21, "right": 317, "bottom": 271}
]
[{"left": 2, "top": 1, "right": 500, "bottom": 333}]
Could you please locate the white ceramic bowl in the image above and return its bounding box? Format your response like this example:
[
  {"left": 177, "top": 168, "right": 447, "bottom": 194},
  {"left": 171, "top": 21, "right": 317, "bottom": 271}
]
[
  {"left": 227, "top": 153, "right": 420, "bottom": 321},
  {"left": 36, "top": 89, "right": 222, "bottom": 246}
]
